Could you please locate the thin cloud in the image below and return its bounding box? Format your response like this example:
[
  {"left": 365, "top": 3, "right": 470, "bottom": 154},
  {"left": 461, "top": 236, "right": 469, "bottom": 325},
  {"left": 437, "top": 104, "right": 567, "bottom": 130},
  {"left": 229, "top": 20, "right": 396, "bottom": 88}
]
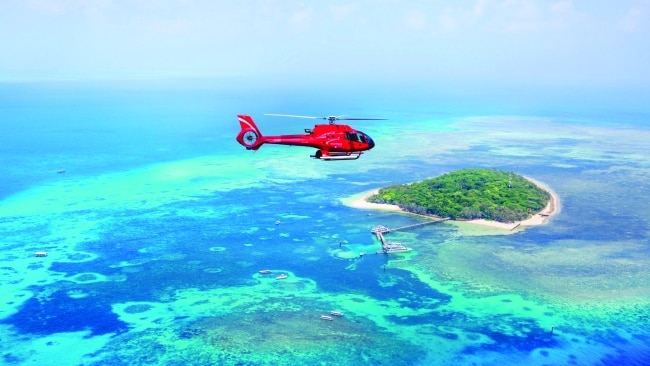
[{"left": 619, "top": 6, "right": 645, "bottom": 32}]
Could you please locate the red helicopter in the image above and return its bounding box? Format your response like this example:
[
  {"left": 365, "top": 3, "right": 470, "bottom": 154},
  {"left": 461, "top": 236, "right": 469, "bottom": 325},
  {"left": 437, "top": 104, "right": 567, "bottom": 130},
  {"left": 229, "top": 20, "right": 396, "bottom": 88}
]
[{"left": 236, "top": 114, "right": 382, "bottom": 160}]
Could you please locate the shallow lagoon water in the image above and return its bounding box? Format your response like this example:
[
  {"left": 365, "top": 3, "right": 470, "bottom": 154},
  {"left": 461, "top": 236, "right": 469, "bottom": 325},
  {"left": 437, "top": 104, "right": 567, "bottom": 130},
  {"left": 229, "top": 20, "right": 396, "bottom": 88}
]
[{"left": 1, "top": 82, "right": 649, "bottom": 365}]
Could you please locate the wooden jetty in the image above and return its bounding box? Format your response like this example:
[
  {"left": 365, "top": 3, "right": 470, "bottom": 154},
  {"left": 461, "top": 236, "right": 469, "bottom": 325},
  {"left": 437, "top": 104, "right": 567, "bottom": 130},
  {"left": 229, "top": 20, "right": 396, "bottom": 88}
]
[{"left": 372, "top": 218, "right": 448, "bottom": 254}]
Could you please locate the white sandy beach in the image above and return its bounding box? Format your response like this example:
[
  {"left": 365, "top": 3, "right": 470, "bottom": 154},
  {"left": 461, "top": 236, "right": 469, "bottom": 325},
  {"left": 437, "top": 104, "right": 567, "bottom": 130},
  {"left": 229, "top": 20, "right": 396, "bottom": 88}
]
[{"left": 343, "top": 178, "right": 559, "bottom": 231}]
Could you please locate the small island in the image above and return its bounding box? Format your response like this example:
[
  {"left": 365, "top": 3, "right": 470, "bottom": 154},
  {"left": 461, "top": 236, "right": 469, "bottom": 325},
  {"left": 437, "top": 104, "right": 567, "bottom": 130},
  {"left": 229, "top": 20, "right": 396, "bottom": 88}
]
[{"left": 347, "top": 168, "right": 558, "bottom": 230}]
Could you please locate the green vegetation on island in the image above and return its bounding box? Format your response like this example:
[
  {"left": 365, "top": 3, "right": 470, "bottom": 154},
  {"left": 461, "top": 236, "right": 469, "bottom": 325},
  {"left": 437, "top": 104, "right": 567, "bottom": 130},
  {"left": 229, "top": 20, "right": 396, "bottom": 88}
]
[{"left": 367, "top": 168, "right": 550, "bottom": 223}]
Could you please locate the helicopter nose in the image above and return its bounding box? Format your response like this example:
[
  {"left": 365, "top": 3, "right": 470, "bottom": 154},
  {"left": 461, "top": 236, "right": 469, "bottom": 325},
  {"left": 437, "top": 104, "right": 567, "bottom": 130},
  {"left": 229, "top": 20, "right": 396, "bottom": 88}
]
[{"left": 367, "top": 135, "right": 375, "bottom": 149}]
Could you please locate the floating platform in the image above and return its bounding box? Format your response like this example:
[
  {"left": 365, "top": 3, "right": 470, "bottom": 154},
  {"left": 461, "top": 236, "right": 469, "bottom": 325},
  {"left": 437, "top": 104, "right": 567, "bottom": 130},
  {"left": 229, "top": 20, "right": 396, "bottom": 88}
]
[{"left": 35, "top": 251, "right": 48, "bottom": 257}]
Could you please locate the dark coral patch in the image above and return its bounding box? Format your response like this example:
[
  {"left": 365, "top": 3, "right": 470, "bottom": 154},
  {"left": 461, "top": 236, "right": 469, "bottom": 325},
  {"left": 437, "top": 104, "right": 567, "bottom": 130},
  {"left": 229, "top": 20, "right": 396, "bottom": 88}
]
[{"left": 1, "top": 290, "right": 128, "bottom": 336}]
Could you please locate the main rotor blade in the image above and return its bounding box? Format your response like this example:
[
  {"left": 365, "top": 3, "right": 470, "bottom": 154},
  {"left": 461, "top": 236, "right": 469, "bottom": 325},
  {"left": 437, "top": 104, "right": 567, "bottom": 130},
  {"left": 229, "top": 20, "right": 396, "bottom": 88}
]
[
  {"left": 338, "top": 118, "right": 387, "bottom": 120},
  {"left": 265, "top": 113, "right": 387, "bottom": 121},
  {"left": 264, "top": 113, "right": 321, "bottom": 119}
]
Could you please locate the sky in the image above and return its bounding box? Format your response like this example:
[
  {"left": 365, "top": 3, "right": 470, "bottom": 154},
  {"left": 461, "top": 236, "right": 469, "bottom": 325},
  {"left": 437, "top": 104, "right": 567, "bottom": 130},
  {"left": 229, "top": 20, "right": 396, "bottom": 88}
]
[{"left": 1, "top": 0, "right": 649, "bottom": 90}]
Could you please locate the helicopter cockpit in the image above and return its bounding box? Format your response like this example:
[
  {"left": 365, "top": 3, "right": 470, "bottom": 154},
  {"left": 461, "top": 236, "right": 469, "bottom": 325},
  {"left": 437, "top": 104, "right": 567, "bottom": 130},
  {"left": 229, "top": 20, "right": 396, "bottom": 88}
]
[
  {"left": 346, "top": 131, "right": 375, "bottom": 148},
  {"left": 346, "top": 131, "right": 366, "bottom": 143}
]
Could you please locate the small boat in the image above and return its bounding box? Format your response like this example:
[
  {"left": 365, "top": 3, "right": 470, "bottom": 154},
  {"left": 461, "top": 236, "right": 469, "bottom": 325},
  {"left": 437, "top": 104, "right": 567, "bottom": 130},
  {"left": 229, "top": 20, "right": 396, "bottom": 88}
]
[
  {"left": 330, "top": 311, "right": 343, "bottom": 317},
  {"left": 34, "top": 251, "right": 48, "bottom": 257},
  {"left": 275, "top": 220, "right": 281, "bottom": 225},
  {"left": 258, "top": 269, "right": 272, "bottom": 274},
  {"left": 275, "top": 273, "right": 288, "bottom": 280},
  {"left": 57, "top": 169, "right": 66, "bottom": 174},
  {"left": 385, "top": 246, "right": 413, "bottom": 253},
  {"left": 320, "top": 315, "right": 334, "bottom": 321},
  {"left": 384, "top": 242, "right": 413, "bottom": 253}
]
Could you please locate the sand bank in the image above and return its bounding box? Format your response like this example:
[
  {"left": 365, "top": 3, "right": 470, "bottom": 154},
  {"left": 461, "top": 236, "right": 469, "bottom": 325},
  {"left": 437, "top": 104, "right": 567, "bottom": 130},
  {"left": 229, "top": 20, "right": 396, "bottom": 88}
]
[{"left": 342, "top": 178, "right": 559, "bottom": 231}]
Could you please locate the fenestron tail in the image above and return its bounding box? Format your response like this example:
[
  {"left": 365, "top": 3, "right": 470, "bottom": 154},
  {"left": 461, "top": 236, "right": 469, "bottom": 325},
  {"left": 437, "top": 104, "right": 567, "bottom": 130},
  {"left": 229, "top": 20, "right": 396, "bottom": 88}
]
[{"left": 236, "top": 115, "right": 264, "bottom": 150}]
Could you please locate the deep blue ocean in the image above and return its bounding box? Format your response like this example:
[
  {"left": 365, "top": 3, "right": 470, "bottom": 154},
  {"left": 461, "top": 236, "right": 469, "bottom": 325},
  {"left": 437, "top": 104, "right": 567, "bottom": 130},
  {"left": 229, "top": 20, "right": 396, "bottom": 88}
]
[{"left": 1, "top": 80, "right": 649, "bottom": 365}]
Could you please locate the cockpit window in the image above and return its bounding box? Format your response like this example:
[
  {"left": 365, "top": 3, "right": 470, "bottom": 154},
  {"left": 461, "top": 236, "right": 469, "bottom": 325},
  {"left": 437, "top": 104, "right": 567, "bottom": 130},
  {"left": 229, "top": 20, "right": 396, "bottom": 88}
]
[{"left": 346, "top": 132, "right": 367, "bottom": 143}]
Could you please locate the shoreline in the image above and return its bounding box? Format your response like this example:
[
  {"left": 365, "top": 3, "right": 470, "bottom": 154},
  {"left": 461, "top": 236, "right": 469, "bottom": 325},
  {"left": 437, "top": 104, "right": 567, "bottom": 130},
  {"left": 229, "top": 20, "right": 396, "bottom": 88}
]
[{"left": 342, "top": 178, "right": 560, "bottom": 231}]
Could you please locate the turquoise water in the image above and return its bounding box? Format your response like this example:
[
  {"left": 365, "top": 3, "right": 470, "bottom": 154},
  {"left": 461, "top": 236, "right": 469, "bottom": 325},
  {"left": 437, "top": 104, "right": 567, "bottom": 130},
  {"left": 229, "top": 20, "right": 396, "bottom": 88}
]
[{"left": 1, "top": 81, "right": 649, "bottom": 365}]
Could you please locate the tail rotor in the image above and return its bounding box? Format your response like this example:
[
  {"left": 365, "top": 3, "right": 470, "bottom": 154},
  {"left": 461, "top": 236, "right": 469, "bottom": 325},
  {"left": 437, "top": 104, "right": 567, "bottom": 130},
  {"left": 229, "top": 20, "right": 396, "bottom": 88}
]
[{"left": 236, "top": 115, "right": 264, "bottom": 150}]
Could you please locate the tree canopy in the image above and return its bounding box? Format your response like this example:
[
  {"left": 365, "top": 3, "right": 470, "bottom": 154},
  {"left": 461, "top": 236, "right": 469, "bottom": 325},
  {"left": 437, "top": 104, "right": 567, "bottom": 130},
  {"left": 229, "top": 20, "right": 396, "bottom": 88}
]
[{"left": 367, "top": 168, "right": 550, "bottom": 223}]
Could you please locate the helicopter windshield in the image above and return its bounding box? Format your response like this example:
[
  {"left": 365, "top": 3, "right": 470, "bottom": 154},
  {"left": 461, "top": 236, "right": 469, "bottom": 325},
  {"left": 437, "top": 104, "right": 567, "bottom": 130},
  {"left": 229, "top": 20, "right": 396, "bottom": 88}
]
[{"left": 345, "top": 132, "right": 367, "bottom": 143}]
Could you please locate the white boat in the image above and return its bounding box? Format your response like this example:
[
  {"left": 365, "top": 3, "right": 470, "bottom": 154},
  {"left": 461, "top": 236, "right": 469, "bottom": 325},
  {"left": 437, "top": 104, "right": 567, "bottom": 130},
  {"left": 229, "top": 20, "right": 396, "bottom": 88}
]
[
  {"left": 384, "top": 242, "right": 412, "bottom": 253},
  {"left": 330, "top": 311, "right": 343, "bottom": 317},
  {"left": 258, "top": 269, "right": 272, "bottom": 274},
  {"left": 275, "top": 273, "right": 288, "bottom": 280},
  {"left": 385, "top": 246, "right": 412, "bottom": 253},
  {"left": 320, "top": 315, "right": 334, "bottom": 321}
]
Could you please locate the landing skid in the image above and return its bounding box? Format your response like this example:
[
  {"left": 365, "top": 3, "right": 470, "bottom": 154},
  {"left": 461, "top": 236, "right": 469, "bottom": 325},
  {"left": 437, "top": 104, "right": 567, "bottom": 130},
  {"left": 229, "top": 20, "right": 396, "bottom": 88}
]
[{"left": 311, "top": 151, "right": 363, "bottom": 161}]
